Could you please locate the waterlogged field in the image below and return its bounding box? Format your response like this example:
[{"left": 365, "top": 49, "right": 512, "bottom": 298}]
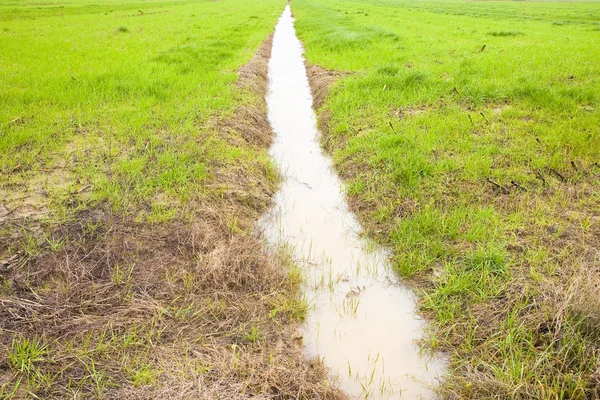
[
  {"left": 294, "top": 0, "right": 600, "bottom": 398},
  {"left": 0, "top": 0, "right": 342, "bottom": 398}
]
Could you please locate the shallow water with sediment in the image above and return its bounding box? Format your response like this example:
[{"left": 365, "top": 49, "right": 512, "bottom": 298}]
[{"left": 258, "top": 6, "right": 445, "bottom": 399}]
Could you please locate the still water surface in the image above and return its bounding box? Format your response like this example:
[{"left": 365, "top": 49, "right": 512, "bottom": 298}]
[{"left": 258, "top": 6, "right": 446, "bottom": 399}]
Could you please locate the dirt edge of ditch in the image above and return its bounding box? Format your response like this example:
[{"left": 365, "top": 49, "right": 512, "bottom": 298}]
[
  {"left": 221, "top": 34, "right": 274, "bottom": 149},
  {"left": 305, "top": 64, "right": 351, "bottom": 154},
  {"left": 0, "top": 36, "right": 346, "bottom": 400},
  {"left": 305, "top": 64, "right": 341, "bottom": 111}
]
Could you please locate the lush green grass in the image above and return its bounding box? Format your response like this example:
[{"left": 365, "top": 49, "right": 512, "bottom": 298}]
[
  {"left": 294, "top": 0, "right": 600, "bottom": 397},
  {"left": 0, "top": 0, "right": 281, "bottom": 221}
]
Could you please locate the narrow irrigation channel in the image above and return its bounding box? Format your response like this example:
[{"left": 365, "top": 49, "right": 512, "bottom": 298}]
[{"left": 258, "top": 6, "right": 445, "bottom": 399}]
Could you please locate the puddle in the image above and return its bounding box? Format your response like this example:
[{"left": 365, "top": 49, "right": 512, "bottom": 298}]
[{"left": 258, "top": 6, "right": 445, "bottom": 399}]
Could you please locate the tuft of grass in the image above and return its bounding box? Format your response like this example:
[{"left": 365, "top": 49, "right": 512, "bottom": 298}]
[
  {"left": 8, "top": 337, "right": 47, "bottom": 374},
  {"left": 245, "top": 326, "right": 262, "bottom": 343},
  {"left": 487, "top": 30, "right": 523, "bottom": 36},
  {"left": 117, "top": 26, "right": 128, "bottom": 33},
  {"left": 123, "top": 359, "right": 159, "bottom": 388}
]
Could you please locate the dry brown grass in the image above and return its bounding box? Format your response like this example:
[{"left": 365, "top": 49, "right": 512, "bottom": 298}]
[
  {"left": 305, "top": 65, "right": 341, "bottom": 111},
  {"left": 0, "top": 210, "right": 340, "bottom": 399},
  {"left": 222, "top": 35, "right": 275, "bottom": 148},
  {"left": 0, "top": 36, "right": 344, "bottom": 399},
  {"left": 305, "top": 65, "right": 349, "bottom": 156}
]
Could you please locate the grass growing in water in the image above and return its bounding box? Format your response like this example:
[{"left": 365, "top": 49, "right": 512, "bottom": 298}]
[{"left": 294, "top": 0, "right": 600, "bottom": 397}]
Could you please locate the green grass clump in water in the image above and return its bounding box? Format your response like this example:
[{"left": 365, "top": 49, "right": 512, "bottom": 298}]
[{"left": 294, "top": 0, "right": 600, "bottom": 397}]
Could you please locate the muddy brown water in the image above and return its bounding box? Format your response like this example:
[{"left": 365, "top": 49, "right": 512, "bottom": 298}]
[{"left": 258, "top": 6, "right": 446, "bottom": 399}]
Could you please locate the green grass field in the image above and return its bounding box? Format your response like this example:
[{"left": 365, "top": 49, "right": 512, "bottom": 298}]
[
  {"left": 294, "top": 0, "right": 600, "bottom": 398},
  {"left": 0, "top": 0, "right": 343, "bottom": 398},
  {"left": 0, "top": 0, "right": 281, "bottom": 219},
  {"left": 3, "top": 0, "right": 600, "bottom": 397}
]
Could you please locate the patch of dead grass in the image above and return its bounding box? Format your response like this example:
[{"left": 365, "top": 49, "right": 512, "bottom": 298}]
[
  {"left": 0, "top": 209, "right": 341, "bottom": 398},
  {"left": 220, "top": 34, "right": 274, "bottom": 148}
]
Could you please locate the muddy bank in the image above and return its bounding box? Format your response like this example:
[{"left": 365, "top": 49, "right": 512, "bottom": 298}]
[
  {"left": 224, "top": 34, "right": 274, "bottom": 148},
  {"left": 305, "top": 64, "right": 344, "bottom": 110}
]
